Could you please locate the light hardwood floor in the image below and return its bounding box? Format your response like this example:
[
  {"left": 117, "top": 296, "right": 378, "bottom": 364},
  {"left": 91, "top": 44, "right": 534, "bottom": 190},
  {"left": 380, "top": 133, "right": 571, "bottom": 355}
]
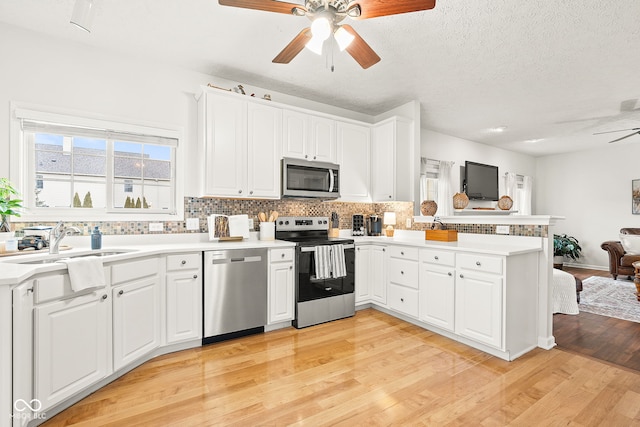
[{"left": 42, "top": 308, "right": 640, "bottom": 426}]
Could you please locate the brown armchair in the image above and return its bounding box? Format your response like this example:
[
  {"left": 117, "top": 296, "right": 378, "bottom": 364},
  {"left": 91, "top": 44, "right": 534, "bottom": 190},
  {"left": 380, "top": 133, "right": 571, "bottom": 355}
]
[{"left": 601, "top": 228, "right": 640, "bottom": 279}]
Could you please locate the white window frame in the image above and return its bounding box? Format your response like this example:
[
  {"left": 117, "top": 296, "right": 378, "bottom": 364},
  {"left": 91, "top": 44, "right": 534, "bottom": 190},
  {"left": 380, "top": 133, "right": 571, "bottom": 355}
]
[{"left": 10, "top": 102, "right": 184, "bottom": 222}]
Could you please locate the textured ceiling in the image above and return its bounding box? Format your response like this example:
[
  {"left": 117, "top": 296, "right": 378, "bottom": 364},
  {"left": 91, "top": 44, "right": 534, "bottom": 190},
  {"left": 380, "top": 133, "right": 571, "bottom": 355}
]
[{"left": 1, "top": 0, "right": 639, "bottom": 157}]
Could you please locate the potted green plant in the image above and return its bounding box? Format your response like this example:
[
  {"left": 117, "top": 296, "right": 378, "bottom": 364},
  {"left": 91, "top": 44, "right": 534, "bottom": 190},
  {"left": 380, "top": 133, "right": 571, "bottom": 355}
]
[
  {"left": 553, "top": 234, "right": 582, "bottom": 269},
  {"left": 0, "top": 178, "right": 23, "bottom": 233}
]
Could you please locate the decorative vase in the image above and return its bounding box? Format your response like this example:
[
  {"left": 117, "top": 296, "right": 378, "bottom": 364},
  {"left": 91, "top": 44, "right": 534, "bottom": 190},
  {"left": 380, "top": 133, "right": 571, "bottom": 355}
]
[
  {"left": 553, "top": 255, "right": 564, "bottom": 270},
  {"left": 497, "top": 195, "right": 513, "bottom": 210},
  {"left": 420, "top": 200, "right": 438, "bottom": 216},
  {"left": 452, "top": 192, "right": 469, "bottom": 209},
  {"left": 0, "top": 216, "right": 10, "bottom": 233}
]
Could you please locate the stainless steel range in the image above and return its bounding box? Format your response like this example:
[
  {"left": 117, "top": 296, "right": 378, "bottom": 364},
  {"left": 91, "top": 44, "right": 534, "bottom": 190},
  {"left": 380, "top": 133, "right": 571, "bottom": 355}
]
[{"left": 275, "top": 216, "right": 355, "bottom": 328}]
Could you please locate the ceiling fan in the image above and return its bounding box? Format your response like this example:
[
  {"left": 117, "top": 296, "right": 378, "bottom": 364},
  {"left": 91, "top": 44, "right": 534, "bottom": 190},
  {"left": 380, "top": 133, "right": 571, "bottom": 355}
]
[
  {"left": 218, "top": 0, "right": 437, "bottom": 69},
  {"left": 593, "top": 128, "right": 640, "bottom": 144}
]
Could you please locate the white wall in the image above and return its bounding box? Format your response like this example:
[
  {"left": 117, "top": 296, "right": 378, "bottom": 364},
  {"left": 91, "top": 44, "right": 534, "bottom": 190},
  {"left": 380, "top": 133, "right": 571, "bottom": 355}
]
[
  {"left": 536, "top": 143, "right": 640, "bottom": 270},
  {"left": 421, "top": 129, "right": 537, "bottom": 210},
  {"left": 0, "top": 23, "right": 374, "bottom": 199}
]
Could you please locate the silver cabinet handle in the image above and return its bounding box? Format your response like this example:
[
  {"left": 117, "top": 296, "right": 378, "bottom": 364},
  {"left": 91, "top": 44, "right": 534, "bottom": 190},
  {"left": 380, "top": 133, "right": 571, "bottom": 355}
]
[
  {"left": 401, "top": 251, "right": 404, "bottom": 255},
  {"left": 400, "top": 271, "right": 404, "bottom": 275},
  {"left": 383, "top": 248, "right": 386, "bottom": 252},
  {"left": 313, "top": 156, "right": 316, "bottom": 160},
  {"left": 238, "top": 189, "right": 243, "bottom": 194},
  {"left": 434, "top": 256, "right": 439, "bottom": 260},
  {"left": 281, "top": 253, "right": 285, "bottom": 258},
  {"left": 388, "top": 195, "right": 392, "bottom": 199},
  {"left": 305, "top": 154, "right": 308, "bottom": 159},
  {"left": 118, "top": 290, "right": 124, "bottom": 296},
  {"left": 400, "top": 298, "right": 404, "bottom": 302},
  {"left": 289, "top": 266, "right": 293, "bottom": 270},
  {"left": 448, "top": 272, "right": 452, "bottom": 276},
  {"left": 193, "top": 274, "right": 198, "bottom": 279},
  {"left": 181, "top": 260, "right": 187, "bottom": 265},
  {"left": 249, "top": 190, "right": 254, "bottom": 195},
  {"left": 102, "top": 294, "right": 108, "bottom": 300},
  {"left": 476, "top": 261, "right": 481, "bottom": 266},
  {"left": 459, "top": 274, "right": 464, "bottom": 278}
]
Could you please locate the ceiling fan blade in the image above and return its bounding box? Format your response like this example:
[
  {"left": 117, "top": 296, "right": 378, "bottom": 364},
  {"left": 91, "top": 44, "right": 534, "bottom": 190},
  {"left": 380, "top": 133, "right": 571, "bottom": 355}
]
[
  {"left": 593, "top": 127, "right": 640, "bottom": 135},
  {"left": 608, "top": 131, "right": 640, "bottom": 144},
  {"left": 218, "top": 0, "right": 304, "bottom": 15},
  {"left": 342, "top": 25, "right": 380, "bottom": 69},
  {"left": 272, "top": 28, "right": 312, "bottom": 64},
  {"left": 350, "top": 0, "right": 436, "bottom": 19}
]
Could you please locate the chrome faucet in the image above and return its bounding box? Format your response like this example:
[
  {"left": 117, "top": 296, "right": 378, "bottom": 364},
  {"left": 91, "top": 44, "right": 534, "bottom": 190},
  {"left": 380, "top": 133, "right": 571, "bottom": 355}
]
[{"left": 49, "top": 221, "right": 81, "bottom": 254}]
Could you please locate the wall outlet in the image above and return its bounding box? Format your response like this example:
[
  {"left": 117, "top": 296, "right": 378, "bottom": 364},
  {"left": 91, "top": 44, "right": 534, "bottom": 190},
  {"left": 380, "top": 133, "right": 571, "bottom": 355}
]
[
  {"left": 248, "top": 218, "right": 254, "bottom": 230},
  {"left": 496, "top": 225, "right": 510, "bottom": 235},
  {"left": 406, "top": 218, "right": 412, "bottom": 228},
  {"left": 186, "top": 218, "right": 199, "bottom": 230},
  {"left": 149, "top": 222, "right": 164, "bottom": 232}
]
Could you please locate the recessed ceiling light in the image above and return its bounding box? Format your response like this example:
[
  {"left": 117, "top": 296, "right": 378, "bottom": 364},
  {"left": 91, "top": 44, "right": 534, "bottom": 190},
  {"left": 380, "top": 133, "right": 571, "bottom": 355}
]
[{"left": 487, "top": 126, "right": 508, "bottom": 133}]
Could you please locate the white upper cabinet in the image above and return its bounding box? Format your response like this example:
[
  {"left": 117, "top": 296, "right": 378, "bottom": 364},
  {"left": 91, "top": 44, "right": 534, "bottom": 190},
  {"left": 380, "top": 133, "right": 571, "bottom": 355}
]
[
  {"left": 336, "top": 121, "right": 371, "bottom": 202},
  {"left": 282, "top": 109, "right": 336, "bottom": 163},
  {"left": 198, "top": 89, "right": 281, "bottom": 198},
  {"left": 371, "top": 117, "right": 414, "bottom": 202}
]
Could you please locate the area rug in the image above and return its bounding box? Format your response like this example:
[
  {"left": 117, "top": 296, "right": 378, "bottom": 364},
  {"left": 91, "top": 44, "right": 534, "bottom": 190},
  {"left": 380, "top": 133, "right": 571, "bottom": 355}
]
[{"left": 580, "top": 276, "right": 640, "bottom": 323}]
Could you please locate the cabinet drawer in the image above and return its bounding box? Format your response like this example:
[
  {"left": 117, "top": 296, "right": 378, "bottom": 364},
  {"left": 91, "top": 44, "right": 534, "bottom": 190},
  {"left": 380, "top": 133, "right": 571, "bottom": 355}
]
[
  {"left": 111, "top": 257, "right": 160, "bottom": 285},
  {"left": 388, "top": 283, "right": 419, "bottom": 318},
  {"left": 420, "top": 248, "right": 455, "bottom": 266},
  {"left": 270, "top": 248, "right": 294, "bottom": 263},
  {"left": 387, "top": 246, "right": 419, "bottom": 261},
  {"left": 388, "top": 258, "right": 419, "bottom": 289},
  {"left": 167, "top": 253, "right": 201, "bottom": 271},
  {"left": 457, "top": 253, "right": 503, "bottom": 274},
  {"left": 34, "top": 271, "right": 108, "bottom": 304}
]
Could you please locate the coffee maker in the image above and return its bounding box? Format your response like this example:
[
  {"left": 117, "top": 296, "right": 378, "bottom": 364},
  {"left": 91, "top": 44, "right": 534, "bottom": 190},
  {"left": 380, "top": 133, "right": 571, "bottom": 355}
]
[{"left": 366, "top": 215, "right": 383, "bottom": 236}]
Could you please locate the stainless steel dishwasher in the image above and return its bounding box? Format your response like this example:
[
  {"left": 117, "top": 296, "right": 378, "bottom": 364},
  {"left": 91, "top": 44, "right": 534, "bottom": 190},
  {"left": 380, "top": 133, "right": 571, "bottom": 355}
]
[{"left": 203, "top": 248, "right": 268, "bottom": 344}]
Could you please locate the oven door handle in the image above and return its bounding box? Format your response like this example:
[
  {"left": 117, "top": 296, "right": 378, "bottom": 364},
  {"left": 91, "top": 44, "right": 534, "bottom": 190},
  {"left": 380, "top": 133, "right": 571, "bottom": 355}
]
[{"left": 300, "top": 244, "right": 354, "bottom": 252}]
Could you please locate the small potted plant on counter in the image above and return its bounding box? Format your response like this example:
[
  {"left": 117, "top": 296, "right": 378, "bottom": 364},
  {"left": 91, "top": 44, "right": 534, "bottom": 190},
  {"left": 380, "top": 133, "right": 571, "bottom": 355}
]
[
  {"left": 0, "top": 178, "right": 23, "bottom": 233},
  {"left": 553, "top": 233, "right": 582, "bottom": 269}
]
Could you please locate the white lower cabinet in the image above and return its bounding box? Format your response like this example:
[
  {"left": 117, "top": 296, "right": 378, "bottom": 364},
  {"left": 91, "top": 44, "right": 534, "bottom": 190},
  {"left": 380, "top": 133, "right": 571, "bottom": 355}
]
[
  {"left": 355, "top": 245, "right": 371, "bottom": 303},
  {"left": 370, "top": 245, "right": 387, "bottom": 305},
  {"left": 268, "top": 248, "right": 295, "bottom": 324},
  {"left": 166, "top": 253, "right": 202, "bottom": 344},
  {"left": 112, "top": 276, "right": 160, "bottom": 371},
  {"left": 386, "top": 246, "right": 419, "bottom": 317},
  {"left": 455, "top": 270, "right": 503, "bottom": 348},
  {"left": 34, "top": 290, "right": 110, "bottom": 412},
  {"left": 419, "top": 262, "right": 455, "bottom": 332}
]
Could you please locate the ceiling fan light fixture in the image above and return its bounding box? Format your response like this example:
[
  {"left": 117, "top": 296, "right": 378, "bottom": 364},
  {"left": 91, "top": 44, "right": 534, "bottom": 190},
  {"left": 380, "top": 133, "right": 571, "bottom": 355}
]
[
  {"left": 334, "top": 26, "right": 355, "bottom": 51},
  {"left": 305, "top": 35, "right": 325, "bottom": 55},
  {"left": 310, "top": 16, "right": 332, "bottom": 41},
  {"left": 346, "top": 4, "right": 361, "bottom": 18},
  {"left": 70, "top": 0, "right": 95, "bottom": 32}
]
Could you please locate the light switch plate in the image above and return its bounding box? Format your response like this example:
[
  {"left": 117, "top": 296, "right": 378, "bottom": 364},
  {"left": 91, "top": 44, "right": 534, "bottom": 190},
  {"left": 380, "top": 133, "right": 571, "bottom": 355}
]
[
  {"left": 496, "top": 225, "right": 510, "bottom": 234},
  {"left": 406, "top": 218, "right": 412, "bottom": 228},
  {"left": 248, "top": 218, "right": 254, "bottom": 230},
  {"left": 186, "top": 218, "right": 199, "bottom": 230},
  {"left": 149, "top": 222, "right": 163, "bottom": 232}
]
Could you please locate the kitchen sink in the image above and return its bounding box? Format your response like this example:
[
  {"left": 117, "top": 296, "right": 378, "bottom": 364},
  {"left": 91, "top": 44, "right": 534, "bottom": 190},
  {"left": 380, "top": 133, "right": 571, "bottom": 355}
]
[{"left": 8, "top": 250, "right": 136, "bottom": 264}]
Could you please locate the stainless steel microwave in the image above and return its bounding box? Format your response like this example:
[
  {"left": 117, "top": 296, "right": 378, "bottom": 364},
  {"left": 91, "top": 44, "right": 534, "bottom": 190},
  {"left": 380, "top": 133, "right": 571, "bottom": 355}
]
[{"left": 281, "top": 158, "right": 340, "bottom": 199}]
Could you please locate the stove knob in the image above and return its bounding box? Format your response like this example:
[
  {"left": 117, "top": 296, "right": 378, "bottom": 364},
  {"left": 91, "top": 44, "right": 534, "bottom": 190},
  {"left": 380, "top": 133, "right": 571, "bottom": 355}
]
[
  {"left": 278, "top": 221, "right": 283, "bottom": 225},
  {"left": 323, "top": 220, "right": 328, "bottom": 224},
  {"left": 285, "top": 220, "right": 290, "bottom": 225}
]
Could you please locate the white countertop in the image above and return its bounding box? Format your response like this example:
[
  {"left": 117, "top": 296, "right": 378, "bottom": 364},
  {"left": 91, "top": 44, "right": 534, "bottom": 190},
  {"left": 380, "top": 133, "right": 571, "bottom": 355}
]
[{"left": 0, "top": 235, "right": 295, "bottom": 286}]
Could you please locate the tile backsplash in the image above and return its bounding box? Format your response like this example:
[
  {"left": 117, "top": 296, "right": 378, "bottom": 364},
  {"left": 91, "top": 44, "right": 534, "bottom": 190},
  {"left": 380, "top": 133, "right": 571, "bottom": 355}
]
[{"left": 11, "top": 197, "right": 547, "bottom": 238}]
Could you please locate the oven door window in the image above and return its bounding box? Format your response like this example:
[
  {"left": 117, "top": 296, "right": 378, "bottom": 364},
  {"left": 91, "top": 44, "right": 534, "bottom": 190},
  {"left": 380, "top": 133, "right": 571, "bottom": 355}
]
[
  {"left": 286, "top": 165, "right": 330, "bottom": 192},
  {"left": 297, "top": 248, "right": 355, "bottom": 302}
]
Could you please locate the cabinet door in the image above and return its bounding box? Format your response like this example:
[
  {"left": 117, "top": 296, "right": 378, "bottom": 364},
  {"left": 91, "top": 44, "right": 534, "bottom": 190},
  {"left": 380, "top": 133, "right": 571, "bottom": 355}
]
[
  {"left": 370, "top": 245, "right": 387, "bottom": 304},
  {"left": 113, "top": 276, "right": 160, "bottom": 371},
  {"left": 309, "top": 116, "right": 336, "bottom": 163},
  {"left": 282, "top": 109, "right": 309, "bottom": 160},
  {"left": 419, "top": 263, "right": 455, "bottom": 332},
  {"left": 166, "top": 271, "right": 202, "bottom": 344},
  {"left": 455, "top": 271, "right": 503, "bottom": 349},
  {"left": 34, "top": 291, "right": 110, "bottom": 411},
  {"left": 269, "top": 262, "right": 294, "bottom": 324},
  {"left": 355, "top": 245, "right": 371, "bottom": 303},
  {"left": 204, "top": 92, "right": 247, "bottom": 196},
  {"left": 336, "top": 121, "right": 371, "bottom": 202},
  {"left": 371, "top": 120, "right": 395, "bottom": 201},
  {"left": 247, "top": 103, "right": 282, "bottom": 198}
]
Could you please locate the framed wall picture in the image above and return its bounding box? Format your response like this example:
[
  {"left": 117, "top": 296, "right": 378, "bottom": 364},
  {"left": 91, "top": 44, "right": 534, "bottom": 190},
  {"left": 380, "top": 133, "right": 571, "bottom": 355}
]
[{"left": 633, "top": 180, "right": 640, "bottom": 214}]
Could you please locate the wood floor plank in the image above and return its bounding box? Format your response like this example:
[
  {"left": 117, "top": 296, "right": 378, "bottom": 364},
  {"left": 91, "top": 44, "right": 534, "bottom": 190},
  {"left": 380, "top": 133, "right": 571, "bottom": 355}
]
[{"left": 43, "top": 308, "right": 640, "bottom": 426}]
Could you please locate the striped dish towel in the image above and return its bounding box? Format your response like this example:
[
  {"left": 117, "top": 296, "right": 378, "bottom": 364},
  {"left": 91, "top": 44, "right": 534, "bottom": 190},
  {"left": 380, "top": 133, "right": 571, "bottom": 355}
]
[
  {"left": 314, "top": 245, "right": 332, "bottom": 280},
  {"left": 331, "top": 244, "right": 347, "bottom": 278}
]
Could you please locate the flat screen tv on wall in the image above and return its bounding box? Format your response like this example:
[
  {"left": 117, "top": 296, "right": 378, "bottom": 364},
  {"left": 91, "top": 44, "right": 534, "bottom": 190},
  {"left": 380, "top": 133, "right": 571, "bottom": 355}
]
[{"left": 464, "top": 161, "right": 499, "bottom": 201}]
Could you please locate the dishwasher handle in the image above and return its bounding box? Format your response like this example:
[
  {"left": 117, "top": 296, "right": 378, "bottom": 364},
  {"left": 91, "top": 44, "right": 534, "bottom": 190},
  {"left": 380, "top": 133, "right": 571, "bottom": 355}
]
[{"left": 210, "top": 255, "right": 263, "bottom": 264}]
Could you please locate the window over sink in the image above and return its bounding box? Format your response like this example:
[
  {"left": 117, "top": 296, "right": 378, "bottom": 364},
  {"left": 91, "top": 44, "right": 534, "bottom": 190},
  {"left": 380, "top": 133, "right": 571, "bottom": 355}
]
[{"left": 11, "top": 104, "right": 183, "bottom": 221}]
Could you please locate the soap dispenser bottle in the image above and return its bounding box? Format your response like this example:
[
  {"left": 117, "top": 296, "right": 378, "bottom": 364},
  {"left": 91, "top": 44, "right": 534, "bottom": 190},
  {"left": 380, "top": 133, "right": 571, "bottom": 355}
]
[{"left": 91, "top": 226, "right": 102, "bottom": 250}]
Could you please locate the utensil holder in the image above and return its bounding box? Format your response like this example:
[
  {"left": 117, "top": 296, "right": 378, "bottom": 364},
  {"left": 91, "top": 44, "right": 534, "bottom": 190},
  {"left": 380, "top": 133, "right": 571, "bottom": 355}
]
[{"left": 259, "top": 222, "right": 275, "bottom": 241}]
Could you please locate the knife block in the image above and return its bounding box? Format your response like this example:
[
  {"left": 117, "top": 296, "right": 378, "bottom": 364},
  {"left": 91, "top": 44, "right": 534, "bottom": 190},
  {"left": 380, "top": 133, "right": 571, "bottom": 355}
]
[{"left": 328, "top": 228, "right": 340, "bottom": 238}]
